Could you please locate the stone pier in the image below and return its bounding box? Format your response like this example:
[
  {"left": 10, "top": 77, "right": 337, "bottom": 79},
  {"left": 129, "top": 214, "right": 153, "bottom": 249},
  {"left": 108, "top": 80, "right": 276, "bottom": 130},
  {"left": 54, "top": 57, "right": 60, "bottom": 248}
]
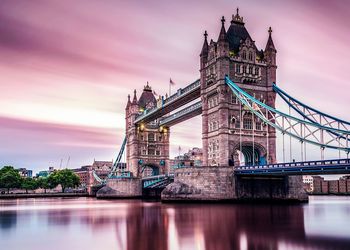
[
  {"left": 96, "top": 178, "right": 142, "bottom": 198},
  {"left": 161, "top": 166, "right": 308, "bottom": 202}
]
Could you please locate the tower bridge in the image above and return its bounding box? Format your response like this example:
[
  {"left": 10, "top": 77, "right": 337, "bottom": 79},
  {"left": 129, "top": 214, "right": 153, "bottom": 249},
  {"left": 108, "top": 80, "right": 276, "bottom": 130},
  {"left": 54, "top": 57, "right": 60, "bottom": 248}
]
[{"left": 95, "top": 9, "right": 350, "bottom": 201}]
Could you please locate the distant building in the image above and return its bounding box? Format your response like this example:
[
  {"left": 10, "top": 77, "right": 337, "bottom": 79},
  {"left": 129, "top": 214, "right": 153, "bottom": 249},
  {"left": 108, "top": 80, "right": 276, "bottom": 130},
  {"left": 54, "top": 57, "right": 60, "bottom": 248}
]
[
  {"left": 312, "top": 175, "right": 350, "bottom": 194},
  {"left": 17, "top": 168, "right": 33, "bottom": 178},
  {"left": 302, "top": 175, "right": 314, "bottom": 192},
  {"left": 170, "top": 147, "right": 203, "bottom": 171},
  {"left": 72, "top": 160, "right": 128, "bottom": 189},
  {"left": 36, "top": 167, "right": 55, "bottom": 178}
]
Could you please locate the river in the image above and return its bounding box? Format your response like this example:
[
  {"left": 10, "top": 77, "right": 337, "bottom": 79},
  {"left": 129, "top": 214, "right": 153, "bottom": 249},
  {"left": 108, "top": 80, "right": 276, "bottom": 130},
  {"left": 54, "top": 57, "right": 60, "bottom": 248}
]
[{"left": 1, "top": 196, "right": 350, "bottom": 250}]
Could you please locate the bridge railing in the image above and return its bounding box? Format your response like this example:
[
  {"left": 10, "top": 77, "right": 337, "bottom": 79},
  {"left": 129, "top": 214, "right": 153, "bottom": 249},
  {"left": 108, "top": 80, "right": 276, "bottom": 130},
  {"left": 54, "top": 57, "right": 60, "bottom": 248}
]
[
  {"left": 159, "top": 101, "right": 202, "bottom": 126},
  {"left": 236, "top": 158, "right": 350, "bottom": 170},
  {"left": 134, "top": 79, "right": 200, "bottom": 124}
]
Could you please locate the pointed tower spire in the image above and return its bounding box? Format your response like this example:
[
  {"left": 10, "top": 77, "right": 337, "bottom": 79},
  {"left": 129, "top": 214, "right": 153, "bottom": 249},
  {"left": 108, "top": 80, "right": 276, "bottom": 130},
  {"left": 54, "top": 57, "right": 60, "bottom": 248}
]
[
  {"left": 217, "top": 16, "right": 227, "bottom": 42},
  {"left": 200, "top": 30, "right": 209, "bottom": 57},
  {"left": 132, "top": 89, "right": 137, "bottom": 104},
  {"left": 265, "top": 27, "right": 276, "bottom": 52},
  {"left": 126, "top": 94, "right": 131, "bottom": 108}
]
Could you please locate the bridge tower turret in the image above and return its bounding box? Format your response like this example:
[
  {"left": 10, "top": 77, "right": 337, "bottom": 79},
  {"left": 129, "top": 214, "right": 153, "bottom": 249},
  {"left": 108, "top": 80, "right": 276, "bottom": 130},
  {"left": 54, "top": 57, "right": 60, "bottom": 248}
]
[
  {"left": 126, "top": 90, "right": 141, "bottom": 176},
  {"left": 200, "top": 9, "right": 277, "bottom": 167},
  {"left": 126, "top": 84, "right": 170, "bottom": 177}
]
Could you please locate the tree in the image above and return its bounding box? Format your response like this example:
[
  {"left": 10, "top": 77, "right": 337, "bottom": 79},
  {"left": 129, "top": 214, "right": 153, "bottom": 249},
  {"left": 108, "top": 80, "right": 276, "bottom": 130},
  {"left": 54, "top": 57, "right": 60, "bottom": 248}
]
[
  {"left": 37, "top": 177, "right": 50, "bottom": 193},
  {"left": 47, "top": 171, "right": 60, "bottom": 190},
  {"left": 21, "top": 177, "right": 37, "bottom": 194},
  {"left": 56, "top": 169, "right": 80, "bottom": 193},
  {"left": 0, "top": 166, "right": 22, "bottom": 194}
]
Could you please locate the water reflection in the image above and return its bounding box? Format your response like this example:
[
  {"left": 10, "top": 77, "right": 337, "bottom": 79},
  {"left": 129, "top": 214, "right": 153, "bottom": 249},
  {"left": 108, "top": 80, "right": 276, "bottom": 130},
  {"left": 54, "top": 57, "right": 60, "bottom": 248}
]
[
  {"left": 0, "top": 211, "right": 17, "bottom": 230},
  {"left": 0, "top": 197, "right": 350, "bottom": 250}
]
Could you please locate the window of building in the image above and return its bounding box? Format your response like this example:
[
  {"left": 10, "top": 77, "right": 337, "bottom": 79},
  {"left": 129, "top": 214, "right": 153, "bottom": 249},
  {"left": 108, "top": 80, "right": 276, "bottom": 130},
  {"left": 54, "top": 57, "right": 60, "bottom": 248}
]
[
  {"left": 235, "top": 119, "right": 241, "bottom": 129},
  {"left": 156, "top": 150, "right": 161, "bottom": 156},
  {"left": 255, "top": 67, "right": 259, "bottom": 75},
  {"left": 242, "top": 50, "right": 247, "bottom": 60},
  {"left": 235, "top": 64, "right": 240, "bottom": 73},
  {"left": 142, "top": 150, "right": 147, "bottom": 155},
  {"left": 248, "top": 52, "right": 253, "bottom": 61},
  {"left": 231, "top": 95, "right": 238, "bottom": 104},
  {"left": 243, "top": 65, "right": 247, "bottom": 74},
  {"left": 256, "top": 121, "right": 262, "bottom": 131},
  {"left": 148, "top": 148, "right": 155, "bottom": 155},
  {"left": 249, "top": 66, "right": 253, "bottom": 74},
  {"left": 158, "top": 135, "right": 162, "bottom": 141},
  {"left": 243, "top": 118, "right": 253, "bottom": 130},
  {"left": 148, "top": 133, "right": 154, "bottom": 142},
  {"left": 140, "top": 135, "right": 144, "bottom": 141}
]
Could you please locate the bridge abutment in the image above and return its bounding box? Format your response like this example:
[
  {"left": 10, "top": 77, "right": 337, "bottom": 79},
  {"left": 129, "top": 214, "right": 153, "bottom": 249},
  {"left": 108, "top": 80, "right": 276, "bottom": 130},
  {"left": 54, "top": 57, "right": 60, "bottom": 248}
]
[
  {"left": 161, "top": 166, "right": 308, "bottom": 202},
  {"left": 96, "top": 178, "right": 142, "bottom": 198}
]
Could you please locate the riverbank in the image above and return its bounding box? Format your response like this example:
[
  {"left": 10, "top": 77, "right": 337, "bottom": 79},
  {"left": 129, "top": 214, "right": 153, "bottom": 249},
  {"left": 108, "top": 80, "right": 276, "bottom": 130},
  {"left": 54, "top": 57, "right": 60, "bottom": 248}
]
[{"left": 0, "top": 193, "right": 90, "bottom": 199}]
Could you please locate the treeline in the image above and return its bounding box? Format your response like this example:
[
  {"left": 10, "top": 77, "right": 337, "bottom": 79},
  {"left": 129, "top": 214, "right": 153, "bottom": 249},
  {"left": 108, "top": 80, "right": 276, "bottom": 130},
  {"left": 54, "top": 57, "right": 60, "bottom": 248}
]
[{"left": 0, "top": 166, "right": 80, "bottom": 194}]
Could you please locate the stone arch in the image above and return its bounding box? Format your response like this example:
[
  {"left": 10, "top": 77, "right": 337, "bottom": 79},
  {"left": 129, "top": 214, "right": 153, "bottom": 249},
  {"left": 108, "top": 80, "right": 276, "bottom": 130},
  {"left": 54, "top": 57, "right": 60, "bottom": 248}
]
[
  {"left": 140, "top": 164, "right": 160, "bottom": 177},
  {"left": 229, "top": 141, "right": 267, "bottom": 167}
]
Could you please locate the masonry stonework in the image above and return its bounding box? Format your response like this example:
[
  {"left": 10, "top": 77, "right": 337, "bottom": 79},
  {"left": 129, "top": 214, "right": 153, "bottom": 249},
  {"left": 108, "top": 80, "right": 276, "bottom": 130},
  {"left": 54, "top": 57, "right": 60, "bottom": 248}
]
[{"left": 96, "top": 178, "right": 142, "bottom": 198}]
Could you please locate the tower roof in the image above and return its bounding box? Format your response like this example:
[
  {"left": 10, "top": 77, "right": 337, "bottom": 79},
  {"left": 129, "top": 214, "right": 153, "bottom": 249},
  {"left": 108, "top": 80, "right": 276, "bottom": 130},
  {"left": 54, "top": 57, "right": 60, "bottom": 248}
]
[
  {"left": 217, "top": 16, "right": 227, "bottom": 42},
  {"left": 200, "top": 31, "right": 209, "bottom": 56},
  {"left": 226, "top": 8, "right": 252, "bottom": 52},
  {"left": 138, "top": 82, "right": 156, "bottom": 109},
  {"left": 265, "top": 27, "right": 276, "bottom": 52}
]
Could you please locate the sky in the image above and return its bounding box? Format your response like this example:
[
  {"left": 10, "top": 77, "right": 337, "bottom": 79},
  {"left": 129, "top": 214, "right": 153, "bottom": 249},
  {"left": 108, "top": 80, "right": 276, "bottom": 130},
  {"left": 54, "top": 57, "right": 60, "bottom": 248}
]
[{"left": 0, "top": 0, "right": 349, "bottom": 173}]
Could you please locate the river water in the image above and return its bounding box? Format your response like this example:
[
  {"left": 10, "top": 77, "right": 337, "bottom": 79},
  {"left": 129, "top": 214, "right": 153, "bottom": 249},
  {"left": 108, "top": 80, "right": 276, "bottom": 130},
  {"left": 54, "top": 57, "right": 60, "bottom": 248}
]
[{"left": 0, "top": 196, "right": 350, "bottom": 250}]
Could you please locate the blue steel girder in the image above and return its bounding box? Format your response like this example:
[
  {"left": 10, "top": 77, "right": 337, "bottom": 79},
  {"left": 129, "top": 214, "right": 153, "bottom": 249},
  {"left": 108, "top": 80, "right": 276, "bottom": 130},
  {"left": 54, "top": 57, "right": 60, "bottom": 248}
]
[
  {"left": 159, "top": 101, "right": 202, "bottom": 127},
  {"left": 225, "top": 76, "right": 350, "bottom": 153},
  {"left": 134, "top": 79, "right": 200, "bottom": 124},
  {"left": 235, "top": 158, "right": 350, "bottom": 176},
  {"left": 92, "top": 136, "right": 128, "bottom": 184},
  {"left": 273, "top": 83, "right": 350, "bottom": 130},
  {"left": 142, "top": 174, "right": 174, "bottom": 188}
]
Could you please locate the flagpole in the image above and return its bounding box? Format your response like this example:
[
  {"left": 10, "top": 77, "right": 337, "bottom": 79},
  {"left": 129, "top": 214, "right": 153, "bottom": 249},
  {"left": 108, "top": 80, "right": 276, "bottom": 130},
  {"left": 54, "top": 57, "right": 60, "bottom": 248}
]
[{"left": 169, "top": 80, "right": 171, "bottom": 97}]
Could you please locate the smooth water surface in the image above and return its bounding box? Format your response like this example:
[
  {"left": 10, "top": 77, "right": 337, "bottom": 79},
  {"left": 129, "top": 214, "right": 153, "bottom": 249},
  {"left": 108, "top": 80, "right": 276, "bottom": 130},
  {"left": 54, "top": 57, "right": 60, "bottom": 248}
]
[{"left": 1, "top": 196, "right": 350, "bottom": 250}]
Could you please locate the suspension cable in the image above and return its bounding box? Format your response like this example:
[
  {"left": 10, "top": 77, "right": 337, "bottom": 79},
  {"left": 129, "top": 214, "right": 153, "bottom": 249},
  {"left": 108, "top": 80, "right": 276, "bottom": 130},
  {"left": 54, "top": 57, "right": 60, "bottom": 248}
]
[
  {"left": 252, "top": 109, "right": 255, "bottom": 165},
  {"left": 282, "top": 116, "right": 285, "bottom": 163},
  {"left": 240, "top": 96, "right": 242, "bottom": 164},
  {"left": 289, "top": 102, "right": 292, "bottom": 162},
  {"left": 265, "top": 107, "right": 269, "bottom": 164}
]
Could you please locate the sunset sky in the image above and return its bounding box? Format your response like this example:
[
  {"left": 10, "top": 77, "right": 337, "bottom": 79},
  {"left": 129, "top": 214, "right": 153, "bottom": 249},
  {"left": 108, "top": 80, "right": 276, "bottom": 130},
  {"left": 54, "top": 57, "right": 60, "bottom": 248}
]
[{"left": 1, "top": 0, "right": 349, "bottom": 173}]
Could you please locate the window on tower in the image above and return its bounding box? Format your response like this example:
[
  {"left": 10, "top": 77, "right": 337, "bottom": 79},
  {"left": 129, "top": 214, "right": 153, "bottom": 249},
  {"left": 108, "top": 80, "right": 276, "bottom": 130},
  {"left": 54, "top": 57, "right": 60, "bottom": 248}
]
[
  {"left": 148, "top": 133, "right": 155, "bottom": 142},
  {"left": 243, "top": 118, "right": 253, "bottom": 130},
  {"left": 248, "top": 52, "right": 253, "bottom": 61},
  {"left": 148, "top": 148, "right": 155, "bottom": 155},
  {"left": 243, "top": 65, "right": 247, "bottom": 74},
  {"left": 256, "top": 121, "right": 262, "bottom": 131},
  {"left": 242, "top": 50, "right": 247, "bottom": 60},
  {"left": 235, "top": 64, "right": 240, "bottom": 73},
  {"left": 255, "top": 67, "right": 260, "bottom": 75},
  {"left": 249, "top": 66, "right": 253, "bottom": 74}
]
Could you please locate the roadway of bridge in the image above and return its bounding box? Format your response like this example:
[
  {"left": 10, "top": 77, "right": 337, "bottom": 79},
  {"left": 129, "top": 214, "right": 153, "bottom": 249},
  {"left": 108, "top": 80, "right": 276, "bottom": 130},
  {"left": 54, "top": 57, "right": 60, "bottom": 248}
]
[{"left": 234, "top": 158, "right": 350, "bottom": 176}]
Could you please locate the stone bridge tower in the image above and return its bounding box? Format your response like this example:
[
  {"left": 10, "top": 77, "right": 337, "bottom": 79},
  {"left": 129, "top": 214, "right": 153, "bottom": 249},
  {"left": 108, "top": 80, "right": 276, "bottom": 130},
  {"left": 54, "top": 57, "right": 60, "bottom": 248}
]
[
  {"left": 200, "top": 9, "right": 277, "bottom": 167},
  {"left": 125, "top": 83, "right": 170, "bottom": 177}
]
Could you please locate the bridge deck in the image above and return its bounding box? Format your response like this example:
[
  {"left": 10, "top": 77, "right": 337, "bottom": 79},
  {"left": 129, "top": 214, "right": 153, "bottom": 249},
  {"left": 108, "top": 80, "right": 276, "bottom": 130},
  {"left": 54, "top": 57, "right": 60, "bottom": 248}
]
[
  {"left": 235, "top": 158, "right": 350, "bottom": 176},
  {"left": 134, "top": 79, "right": 200, "bottom": 125}
]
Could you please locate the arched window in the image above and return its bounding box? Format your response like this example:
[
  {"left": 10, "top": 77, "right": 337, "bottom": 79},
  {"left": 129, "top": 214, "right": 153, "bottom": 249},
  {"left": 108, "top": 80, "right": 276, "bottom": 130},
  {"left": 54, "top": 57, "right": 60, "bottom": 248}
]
[
  {"left": 248, "top": 52, "right": 253, "bottom": 61},
  {"left": 243, "top": 118, "right": 253, "bottom": 130},
  {"left": 242, "top": 50, "right": 247, "bottom": 60},
  {"left": 243, "top": 65, "right": 247, "bottom": 74}
]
